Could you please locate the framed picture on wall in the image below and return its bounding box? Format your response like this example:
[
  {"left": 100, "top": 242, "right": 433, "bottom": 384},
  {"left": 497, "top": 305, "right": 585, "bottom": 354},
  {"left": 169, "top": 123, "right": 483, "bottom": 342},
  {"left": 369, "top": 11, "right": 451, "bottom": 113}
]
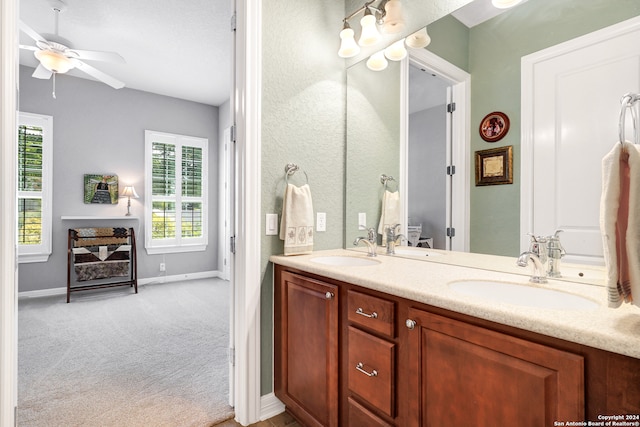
[
  {"left": 479, "top": 111, "right": 510, "bottom": 142},
  {"left": 475, "top": 146, "right": 513, "bottom": 186},
  {"left": 84, "top": 174, "right": 119, "bottom": 204}
]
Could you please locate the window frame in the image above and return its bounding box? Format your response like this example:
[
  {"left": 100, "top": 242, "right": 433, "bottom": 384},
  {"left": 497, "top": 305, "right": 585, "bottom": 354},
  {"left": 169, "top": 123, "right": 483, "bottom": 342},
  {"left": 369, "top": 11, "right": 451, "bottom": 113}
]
[
  {"left": 144, "top": 130, "right": 208, "bottom": 254},
  {"left": 17, "top": 112, "right": 53, "bottom": 263}
]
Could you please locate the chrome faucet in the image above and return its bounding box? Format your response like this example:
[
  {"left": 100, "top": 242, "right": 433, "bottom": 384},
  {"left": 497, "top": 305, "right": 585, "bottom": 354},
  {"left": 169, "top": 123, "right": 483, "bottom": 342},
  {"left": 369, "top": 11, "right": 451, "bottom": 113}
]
[
  {"left": 354, "top": 227, "right": 377, "bottom": 257},
  {"left": 517, "top": 234, "right": 548, "bottom": 283},
  {"left": 385, "top": 224, "right": 405, "bottom": 255},
  {"left": 546, "top": 230, "right": 565, "bottom": 278}
]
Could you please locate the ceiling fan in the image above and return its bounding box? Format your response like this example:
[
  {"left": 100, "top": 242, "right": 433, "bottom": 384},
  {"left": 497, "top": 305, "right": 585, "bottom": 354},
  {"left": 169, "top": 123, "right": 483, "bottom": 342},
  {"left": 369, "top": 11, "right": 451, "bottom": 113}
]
[{"left": 19, "top": 0, "right": 126, "bottom": 96}]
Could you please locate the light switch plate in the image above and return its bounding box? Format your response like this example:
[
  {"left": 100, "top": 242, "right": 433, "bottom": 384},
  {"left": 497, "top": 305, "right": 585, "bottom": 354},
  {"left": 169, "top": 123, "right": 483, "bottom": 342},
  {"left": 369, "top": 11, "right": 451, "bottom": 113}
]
[
  {"left": 358, "top": 213, "right": 367, "bottom": 230},
  {"left": 266, "top": 213, "right": 278, "bottom": 235},
  {"left": 317, "top": 212, "right": 326, "bottom": 232}
]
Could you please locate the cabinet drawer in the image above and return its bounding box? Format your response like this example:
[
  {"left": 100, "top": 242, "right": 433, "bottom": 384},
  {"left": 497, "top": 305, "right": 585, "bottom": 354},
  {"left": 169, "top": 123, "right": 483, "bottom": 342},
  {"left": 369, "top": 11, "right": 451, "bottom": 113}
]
[
  {"left": 348, "top": 397, "right": 393, "bottom": 427},
  {"left": 347, "top": 290, "right": 395, "bottom": 338},
  {"left": 348, "top": 326, "right": 395, "bottom": 418}
]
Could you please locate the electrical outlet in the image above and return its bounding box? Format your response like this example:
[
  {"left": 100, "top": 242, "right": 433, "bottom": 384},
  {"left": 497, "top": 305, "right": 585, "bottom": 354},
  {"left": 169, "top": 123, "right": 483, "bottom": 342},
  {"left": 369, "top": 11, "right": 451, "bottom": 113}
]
[
  {"left": 159, "top": 262, "right": 166, "bottom": 272},
  {"left": 317, "top": 212, "right": 326, "bottom": 232}
]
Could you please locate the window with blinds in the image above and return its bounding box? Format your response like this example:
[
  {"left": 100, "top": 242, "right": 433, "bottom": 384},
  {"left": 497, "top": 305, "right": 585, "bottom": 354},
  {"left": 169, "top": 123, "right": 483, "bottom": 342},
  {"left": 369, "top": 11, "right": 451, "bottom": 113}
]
[
  {"left": 18, "top": 112, "right": 53, "bottom": 263},
  {"left": 145, "top": 131, "right": 208, "bottom": 254}
]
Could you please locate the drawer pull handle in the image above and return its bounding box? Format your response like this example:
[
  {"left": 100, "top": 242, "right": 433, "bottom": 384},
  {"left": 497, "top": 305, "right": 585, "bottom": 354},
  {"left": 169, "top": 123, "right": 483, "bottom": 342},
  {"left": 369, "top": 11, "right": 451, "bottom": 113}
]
[
  {"left": 356, "top": 362, "right": 378, "bottom": 377},
  {"left": 406, "top": 319, "right": 417, "bottom": 330},
  {"left": 325, "top": 292, "right": 334, "bottom": 300},
  {"left": 356, "top": 307, "right": 378, "bottom": 319}
]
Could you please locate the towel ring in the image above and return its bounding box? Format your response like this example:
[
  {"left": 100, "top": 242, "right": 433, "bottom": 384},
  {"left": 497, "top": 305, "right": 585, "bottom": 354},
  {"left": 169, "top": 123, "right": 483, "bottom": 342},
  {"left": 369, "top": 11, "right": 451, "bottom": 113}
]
[
  {"left": 285, "top": 163, "right": 309, "bottom": 184},
  {"left": 380, "top": 174, "right": 398, "bottom": 191},
  {"left": 619, "top": 93, "right": 640, "bottom": 145}
]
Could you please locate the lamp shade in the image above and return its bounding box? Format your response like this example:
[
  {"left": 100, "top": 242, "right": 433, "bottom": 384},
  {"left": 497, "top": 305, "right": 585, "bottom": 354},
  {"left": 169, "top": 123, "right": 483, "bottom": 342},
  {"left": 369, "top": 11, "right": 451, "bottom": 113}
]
[
  {"left": 384, "top": 39, "right": 407, "bottom": 61},
  {"left": 382, "top": 0, "right": 405, "bottom": 34},
  {"left": 492, "top": 0, "right": 523, "bottom": 8},
  {"left": 405, "top": 27, "right": 431, "bottom": 49},
  {"left": 358, "top": 9, "right": 381, "bottom": 46},
  {"left": 366, "top": 51, "right": 388, "bottom": 71},
  {"left": 34, "top": 50, "right": 74, "bottom": 74},
  {"left": 121, "top": 186, "right": 139, "bottom": 199},
  {"left": 338, "top": 27, "right": 360, "bottom": 58}
]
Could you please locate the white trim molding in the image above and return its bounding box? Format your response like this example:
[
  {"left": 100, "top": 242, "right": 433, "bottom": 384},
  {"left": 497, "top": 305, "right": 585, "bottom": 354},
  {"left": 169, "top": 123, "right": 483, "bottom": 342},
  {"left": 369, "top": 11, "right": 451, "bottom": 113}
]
[
  {"left": 233, "top": 0, "right": 263, "bottom": 425},
  {"left": 259, "top": 393, "right": 285, "bottom": 421},
  {"left": 0, "top": 0, "right": 19, "bottom": 424}
]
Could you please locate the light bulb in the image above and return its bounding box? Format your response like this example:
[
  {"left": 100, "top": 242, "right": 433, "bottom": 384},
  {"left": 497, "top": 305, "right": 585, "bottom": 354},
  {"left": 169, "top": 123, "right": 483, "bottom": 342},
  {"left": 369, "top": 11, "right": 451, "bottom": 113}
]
[
  {"left": 34, "top": 50, "right": 74, "bottom": 73},
  {"left": 358, "top": 9, "right": 381, "bottom": 46},
  {"left": 384, "top": 39, "right": 407, "bottom": 61},
  {"left": 491, "top": 0, "right": 523, "bottom": 9},
  {"left": 338, "top": 27, "right": 360, "bottom": 58},
  {"left": 405, "top": 27, "right": 431, "bottom": 49},
  {"left": 382, "top": 0, "right": 405, "bottom": 34},
  {"left": 366, "top": 51, "right": 388, "bottom": 71}
]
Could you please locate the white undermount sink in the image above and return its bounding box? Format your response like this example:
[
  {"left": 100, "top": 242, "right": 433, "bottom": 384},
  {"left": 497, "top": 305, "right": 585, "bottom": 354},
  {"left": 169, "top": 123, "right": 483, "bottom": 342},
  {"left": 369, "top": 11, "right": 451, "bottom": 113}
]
[
  {"left": 448, "top": 280, "right": 599, "bottom": 311},
  {"left": 310, "top": 255, "right": 380, "bottom": 267}
]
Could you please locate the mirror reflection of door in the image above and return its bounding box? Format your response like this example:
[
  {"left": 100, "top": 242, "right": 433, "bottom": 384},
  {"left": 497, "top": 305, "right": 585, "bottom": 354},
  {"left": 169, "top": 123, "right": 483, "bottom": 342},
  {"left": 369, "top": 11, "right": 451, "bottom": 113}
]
[{"left": 408, "top": 63, "right": 451, "bottom": 250}]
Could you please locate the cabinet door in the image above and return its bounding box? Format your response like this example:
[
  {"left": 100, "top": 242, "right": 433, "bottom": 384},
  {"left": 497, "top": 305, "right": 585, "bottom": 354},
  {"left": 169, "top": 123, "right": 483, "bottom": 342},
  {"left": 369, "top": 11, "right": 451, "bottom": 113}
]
[
  {"left": 274, "top": 271, "right": 339, "bottom": 427},
  {"left": 405, "top": 309, "right": 584, "bottom": 427}
]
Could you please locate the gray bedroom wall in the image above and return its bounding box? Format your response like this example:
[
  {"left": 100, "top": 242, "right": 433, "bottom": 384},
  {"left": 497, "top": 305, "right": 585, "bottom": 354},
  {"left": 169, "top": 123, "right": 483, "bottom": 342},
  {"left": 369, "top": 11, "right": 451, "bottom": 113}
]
[{"left": 18, "top": 65, "right": 221, "bottom": 293}]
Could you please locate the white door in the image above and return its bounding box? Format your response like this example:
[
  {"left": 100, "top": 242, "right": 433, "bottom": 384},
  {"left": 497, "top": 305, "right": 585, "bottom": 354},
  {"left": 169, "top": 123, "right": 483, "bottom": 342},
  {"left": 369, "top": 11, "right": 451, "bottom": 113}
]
[{"left": 522, "top": 16, "right": 640, "bottom": 265}]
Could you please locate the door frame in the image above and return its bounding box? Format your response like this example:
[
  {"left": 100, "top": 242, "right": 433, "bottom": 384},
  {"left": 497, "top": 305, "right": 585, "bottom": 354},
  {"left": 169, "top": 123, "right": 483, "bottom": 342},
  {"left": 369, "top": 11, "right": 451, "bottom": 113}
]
[
  {"left": 401, "top": 49, "right": 470, "bottom": 252},
  {"left": 0, "top": 0, "right": 19, "bottom": 425},
  {"left": 520, "top": 15, "right": 640, "bottom": 254}
]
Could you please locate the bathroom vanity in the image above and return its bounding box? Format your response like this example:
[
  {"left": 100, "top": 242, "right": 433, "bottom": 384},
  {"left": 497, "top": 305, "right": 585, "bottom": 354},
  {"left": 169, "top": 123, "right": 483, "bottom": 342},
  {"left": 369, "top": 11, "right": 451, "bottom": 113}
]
[{"left": 271, "top": 249, "right": 640, "bottom": 427}]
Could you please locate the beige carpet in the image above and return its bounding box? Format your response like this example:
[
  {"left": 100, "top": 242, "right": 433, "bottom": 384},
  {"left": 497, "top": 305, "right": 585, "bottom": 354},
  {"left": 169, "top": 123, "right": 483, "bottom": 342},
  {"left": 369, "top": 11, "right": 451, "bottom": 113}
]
[{"left": 18, "top": 278, "right": 234, "bottom": 427}]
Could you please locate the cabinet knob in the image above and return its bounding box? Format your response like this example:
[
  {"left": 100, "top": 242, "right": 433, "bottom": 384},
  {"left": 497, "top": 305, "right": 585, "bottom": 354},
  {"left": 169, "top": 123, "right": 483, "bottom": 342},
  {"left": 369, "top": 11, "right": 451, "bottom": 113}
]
[
  {"left": 325, "top": 291, "right": 334, "bottom": 300},
  {"left": 406, "top": 319, "right": 417, "bottom": 330}
]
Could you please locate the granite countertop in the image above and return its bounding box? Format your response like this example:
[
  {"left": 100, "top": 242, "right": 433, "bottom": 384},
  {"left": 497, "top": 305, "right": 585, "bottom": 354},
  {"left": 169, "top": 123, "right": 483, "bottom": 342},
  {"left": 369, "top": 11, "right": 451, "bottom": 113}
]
[{"left": 270, "top": 248, "right": 640, "bottom": 359}]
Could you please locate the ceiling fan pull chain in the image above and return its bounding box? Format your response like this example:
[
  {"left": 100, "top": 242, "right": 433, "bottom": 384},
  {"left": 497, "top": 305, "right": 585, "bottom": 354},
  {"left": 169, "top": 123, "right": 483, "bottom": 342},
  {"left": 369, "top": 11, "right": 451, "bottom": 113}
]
[{"left": 52, "top": 73, "right": 57, "bottom": 99}]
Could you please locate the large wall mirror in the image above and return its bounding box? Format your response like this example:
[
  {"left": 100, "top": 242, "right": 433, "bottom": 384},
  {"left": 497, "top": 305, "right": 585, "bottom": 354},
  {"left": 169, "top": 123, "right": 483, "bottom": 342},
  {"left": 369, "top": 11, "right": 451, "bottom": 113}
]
[{"left": 345, "top": 0, "right": 640, "bottom": 283}]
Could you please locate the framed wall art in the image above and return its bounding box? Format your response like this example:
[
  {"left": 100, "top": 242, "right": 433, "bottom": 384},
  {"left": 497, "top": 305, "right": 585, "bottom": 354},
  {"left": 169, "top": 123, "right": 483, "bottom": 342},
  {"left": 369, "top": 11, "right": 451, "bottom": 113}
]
[
  {"left": 475, "top": 146, "right": 513, "bottom": 186},
  {"left": 84, "top": 174, "right": 119, "bottom": 204},
  {"left": 479, "top": 111, "right": 510, "bottom": 142}
]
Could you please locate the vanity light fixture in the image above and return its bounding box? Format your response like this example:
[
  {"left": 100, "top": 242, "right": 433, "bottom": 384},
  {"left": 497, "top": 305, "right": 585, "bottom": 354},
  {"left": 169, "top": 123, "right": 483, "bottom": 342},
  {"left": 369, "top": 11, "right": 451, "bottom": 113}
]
[
  {"left": 384, "top": 38, "right": 407, "bottom": 61},
  {"left": 338, "top": 0, "right": 405, "bottom": 56},
  {"left": 338, "top": 21, "right": 361, "bottom": 58},
  {"left": 366, "top": 50, "right": 388, "bottom": 71},
  {"left": 491, "top": 0, "right": 523, "bottom": 9},
  {"left": 405, "top": 27, "right": 431, "bottom": 49}
]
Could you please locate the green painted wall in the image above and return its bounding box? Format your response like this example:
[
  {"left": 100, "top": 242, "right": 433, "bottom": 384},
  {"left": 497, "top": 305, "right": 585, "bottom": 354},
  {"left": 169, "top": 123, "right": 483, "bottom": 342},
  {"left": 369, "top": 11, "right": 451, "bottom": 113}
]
[
  {"left": 428, "top": 0, "right": 639, "bottom": 256},
  {"left": 260, "top": 0, "right": 346, "bottom": 395}
]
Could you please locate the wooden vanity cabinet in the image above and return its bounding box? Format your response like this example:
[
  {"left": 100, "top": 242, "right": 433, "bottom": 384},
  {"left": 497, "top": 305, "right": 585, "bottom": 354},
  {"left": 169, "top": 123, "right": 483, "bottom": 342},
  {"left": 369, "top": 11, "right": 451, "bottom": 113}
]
[
  {"left": 405, "top": 308, "right": 585, "bottom": 426},
  {"left": 274, "top": 270, "right": 339, "bottom": 427},
  {"left": 273, "top": 265, "right": 640, "bottom": 426}
]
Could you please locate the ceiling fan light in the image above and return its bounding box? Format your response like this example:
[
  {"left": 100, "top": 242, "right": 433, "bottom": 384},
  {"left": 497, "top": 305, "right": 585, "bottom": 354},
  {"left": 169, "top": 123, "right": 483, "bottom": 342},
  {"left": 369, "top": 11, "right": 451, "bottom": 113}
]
[
  {"left": 366, "top": 51, "right": 388, "bottom": 71},
  {"left": 491, "top": 0, "right": 523, "bottom": 9},
  {"left": 382, "top": 0, "right": 405, "bottom": 34},
  {"left": 405, "top": 27, "right": 431, "bottom": 49},
  {"left": 34, "top": 49, "right": 74, "bottom": 73},
  {"left": 358, "top": 9, "right": 381, "bottom": 46}
]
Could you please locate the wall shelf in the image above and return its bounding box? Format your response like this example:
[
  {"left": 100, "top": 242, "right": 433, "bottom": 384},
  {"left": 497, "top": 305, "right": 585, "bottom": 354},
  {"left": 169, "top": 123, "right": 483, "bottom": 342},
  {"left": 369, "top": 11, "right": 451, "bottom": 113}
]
[{"left": 61, "top": 216, "right": 139, "bottom": 221}]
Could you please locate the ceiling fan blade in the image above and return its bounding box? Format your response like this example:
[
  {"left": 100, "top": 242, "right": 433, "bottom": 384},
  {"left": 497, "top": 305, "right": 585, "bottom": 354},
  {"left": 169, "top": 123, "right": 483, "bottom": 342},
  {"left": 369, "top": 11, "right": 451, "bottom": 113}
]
[
  {"left": 32, "top": 64, "right": 53, "bottom": 80},
  {"left": 69, "top": 49, "right": 125, "bottom": 64},
  {"left": 72, "top": 59, "right": 125, "bottom": 89},
  {"left": 19, "top": 20, "right": 47, "bottom": 44},
  {"left": 19, "top": 44, "right": 39, "bottom": 52}
]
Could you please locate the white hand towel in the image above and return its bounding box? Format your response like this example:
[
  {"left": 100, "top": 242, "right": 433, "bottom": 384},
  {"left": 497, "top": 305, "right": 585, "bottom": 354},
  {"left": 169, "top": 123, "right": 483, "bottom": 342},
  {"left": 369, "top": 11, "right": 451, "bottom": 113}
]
[
  {"left": 378, "top": 190, "right": 400, "bottom": 246},
  {"left": 280, "top": 183, "right": 314, "bottom": 256},
  {"left": 600, "top": 141, "right": 640, "bottom": 308}
]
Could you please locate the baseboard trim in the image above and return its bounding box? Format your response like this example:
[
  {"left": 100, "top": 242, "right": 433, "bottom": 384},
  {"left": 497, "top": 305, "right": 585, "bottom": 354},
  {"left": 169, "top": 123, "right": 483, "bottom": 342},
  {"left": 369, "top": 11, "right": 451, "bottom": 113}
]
[
  {"left": 260, "top": 393, "right": 285, "bottom": 421},
  {"left": 18, "top": 270, "right": 224, "bottom": 299}
]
